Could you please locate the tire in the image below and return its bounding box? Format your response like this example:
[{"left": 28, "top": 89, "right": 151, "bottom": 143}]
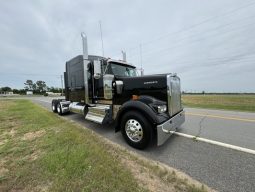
[
  {"left": 57, "top": 103, "right": 63, "bottom": 116},
  {"left": 52, "top": 102, "right": 57, "bottom": 113},
  {"left": 121, "top": 111, "right": 153, "bottom": 149}
]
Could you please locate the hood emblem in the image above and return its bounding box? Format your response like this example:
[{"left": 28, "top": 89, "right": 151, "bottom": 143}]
[{"left": 144, "top": 81, "right": 158, "bottom": 85}]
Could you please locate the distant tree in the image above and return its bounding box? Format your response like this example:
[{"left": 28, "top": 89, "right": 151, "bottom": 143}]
[
  {"left": 24, "top": 80, "right": 34, "bottom": 90},
  {"left": 36, "top": 81, "right": 47, "bottom": 92},
  {"left": 202, "top": 91, "right": 205, "bottom": 95},
  {"left": 48, "top": 86, "right": 62, "bottom": 93},
  {"left": 1, "top": 86, "right": 12, "bottom": 92},
  {"left": 32, "top": 83, "right": 37, "bottom": 91},
  {"left": 18, "top": 89, "right": 26, "bottom": 95},
  {"left": 12, "top": 89, "right": 19, "bottom": 94}
]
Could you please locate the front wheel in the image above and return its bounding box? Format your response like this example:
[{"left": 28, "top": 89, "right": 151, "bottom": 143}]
[{"left": 121, "top": 111, "right": 153, "bottom": 149}]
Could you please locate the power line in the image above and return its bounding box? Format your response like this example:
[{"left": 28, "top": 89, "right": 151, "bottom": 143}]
[
  {"left": 143, "top": 1, "right": 255, "bottom": 47},
  {"left": 165, "top": 56, "right": 255, "bottom": 73},
  {"left": 129, "top": 13, "right": 255, "bottom": 60},
  {"left": 111, "top": 1, "right": 255, "bottom": 57},
  {"left": 140, "top": 49, "right": 255, "bottom": 75},
  {"left": 130, "top": 24, "right": 255, "bottom": 67}
]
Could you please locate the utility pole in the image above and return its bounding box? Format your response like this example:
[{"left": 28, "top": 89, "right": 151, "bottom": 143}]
[
  {"left": 99, "top": 20, "right": 104, "bottom": 56},
  {"left": 60, "top": 75, "right": 63, "bottom": 96},
  {"left": 139, "top": 44, "right": 144, "bottom": 76}
]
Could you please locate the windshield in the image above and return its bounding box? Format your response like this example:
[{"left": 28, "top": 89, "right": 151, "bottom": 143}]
[{"left": 108, "top": 63, "right": 138, "bottom": 77}]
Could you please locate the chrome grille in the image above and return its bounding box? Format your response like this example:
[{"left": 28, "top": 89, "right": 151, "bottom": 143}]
[{"left": 167, "top": 74, "right": 182, "bottom": 116}]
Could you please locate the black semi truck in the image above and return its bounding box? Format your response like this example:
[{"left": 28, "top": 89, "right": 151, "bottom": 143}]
[{"left": 52, "top": 33, "right": 185, "bottom": 149}]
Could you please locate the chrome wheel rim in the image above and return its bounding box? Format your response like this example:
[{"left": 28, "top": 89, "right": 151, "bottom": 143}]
[
  {"left": 57, "top": 104, "right": 61, "bottom": 113},
  {"left": 125, "top": 119, "right": 143, "bottom": 142}
]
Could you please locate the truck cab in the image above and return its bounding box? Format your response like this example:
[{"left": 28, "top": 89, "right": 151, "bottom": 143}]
[{"left": 52, "top": 34, "right": 185, "bottom": 149}]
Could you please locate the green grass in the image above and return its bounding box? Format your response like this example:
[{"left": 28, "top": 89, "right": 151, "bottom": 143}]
[
  {"left": 0, "top": 100, "right": 146, "bottom": 192},
  {"left": 182, "top": 94, "right": 255, "bottom": 112},
  {"left": 0, "top": 99, "right": 209, "bottom": 192}
]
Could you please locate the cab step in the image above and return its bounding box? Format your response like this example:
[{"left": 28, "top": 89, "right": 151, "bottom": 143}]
[{"left": 85, "top": 104, "right": 111, "bottom": 124}]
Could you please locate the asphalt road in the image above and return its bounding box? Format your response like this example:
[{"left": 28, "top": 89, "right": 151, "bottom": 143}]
[
  {"left": 11, "top": 96, "right": 255, "bottom": 192},
  {"left": 181, "top": 108, "right": 255, "bottom": 150}
]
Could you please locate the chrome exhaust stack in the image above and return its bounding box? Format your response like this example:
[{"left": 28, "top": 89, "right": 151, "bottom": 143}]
[
  {"left": 81, "top": 32, "right": 88, "bottom": 59},
  {"left": 81, "top": 32, "right": 90, "bottom": 104}
]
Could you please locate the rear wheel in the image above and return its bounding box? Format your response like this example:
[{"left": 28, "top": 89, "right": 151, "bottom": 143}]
[
  {"left": 121, "top": 111, "right": 153, "bottom": 149},
  {"left": 57, "top": 103, "right": 63, "bottom": 116},
  {"left": 52, "top": 102, "right": 57, "bottom": 113}
]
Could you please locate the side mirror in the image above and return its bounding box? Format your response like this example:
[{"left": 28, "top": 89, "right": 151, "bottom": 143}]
[
  {"left": 115, "top": 80, "right": 123, "bottom": 94},
  {"left": 93, "top": 60, "right": 102, "bottom": 79}
]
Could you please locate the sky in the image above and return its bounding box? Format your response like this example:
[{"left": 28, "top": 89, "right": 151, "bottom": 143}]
[{"left": 0, "top": 0, "right": 255, "bottom": 92}]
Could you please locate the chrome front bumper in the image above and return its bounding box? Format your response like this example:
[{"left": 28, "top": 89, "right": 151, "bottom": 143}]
[{"left": 157, "top": 110, "right": 185, "bottom": 146}]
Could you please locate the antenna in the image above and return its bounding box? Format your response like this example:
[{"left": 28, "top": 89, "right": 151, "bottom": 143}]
[
  {"left": 99, "top": 20, "right": 104, "bottom": 56},
  {"left": 139, "top": 44, "right": 144, "bottom": 76},
  {"left": 121, "top": 51, "right": 126, "bottom": 61},
  {"left": 60, "top": 75, "right": 64, "bottom": 96}
]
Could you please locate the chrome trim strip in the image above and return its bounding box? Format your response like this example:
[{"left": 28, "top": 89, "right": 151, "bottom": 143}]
[
  {"left": 166, "top": 74, "right": 172, "bottom": 116},
  {"left": 83, "top": 60, "right": 90, "bottom": 104}
]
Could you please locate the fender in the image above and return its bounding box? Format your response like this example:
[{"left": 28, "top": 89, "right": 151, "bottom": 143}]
[
  {"left": 114, "top": 98, "right": 168, "bottom": 132},
  {"left": 52, "top": 99, "right": 66, "bottom": 105}
]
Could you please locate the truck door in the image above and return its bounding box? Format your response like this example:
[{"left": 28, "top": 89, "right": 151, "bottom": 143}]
[
  {"left": 93, "top": 77, "right": 104, "bottom": 99},
  {"left": 93, "top": 60, "right": 113, "bottom": 104},
  {"left": 87, "top": 62, "right": 93, "bottom": 101},
  {"left": 93, "top": 60, "right": 104, "bottom": 101}
]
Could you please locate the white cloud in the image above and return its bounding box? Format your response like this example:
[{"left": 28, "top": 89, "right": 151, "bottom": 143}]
[{"left": 0, "top": 0, "right": 254, "bottom": 92}]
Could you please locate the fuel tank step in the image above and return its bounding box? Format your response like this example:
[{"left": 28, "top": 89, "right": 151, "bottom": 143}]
[{"left": 85, "top": 104, "right": 111, "bottom": 124}]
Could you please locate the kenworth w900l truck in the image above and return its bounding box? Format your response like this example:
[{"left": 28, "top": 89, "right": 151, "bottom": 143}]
[{"left": 52, "top": 33, "right": 185, "bottom": 149}]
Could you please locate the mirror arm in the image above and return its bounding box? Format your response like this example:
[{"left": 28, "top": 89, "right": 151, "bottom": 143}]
[{"left": 103, "top": 62, "right": 110, "bottom": 75}]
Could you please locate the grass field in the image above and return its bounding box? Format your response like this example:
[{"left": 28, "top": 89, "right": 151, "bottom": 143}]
[
  {"left": 0, "top": 100, "right": 208, "bottom": 192},
  {"left": 182, "top": 94, "right": 255, "bottom": 112}
]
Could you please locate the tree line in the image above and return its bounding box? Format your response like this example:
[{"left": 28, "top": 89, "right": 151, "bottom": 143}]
[
  {"left": 24, "top": 80, "right": 47, "bottom": 93},
  {"left": 0, "top": 79, "right": 62, "bottom": 95}
]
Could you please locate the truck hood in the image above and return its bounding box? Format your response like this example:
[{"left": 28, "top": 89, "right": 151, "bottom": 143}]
[{"left": 114, "top": 74, "right": 168, "bottom": 104}]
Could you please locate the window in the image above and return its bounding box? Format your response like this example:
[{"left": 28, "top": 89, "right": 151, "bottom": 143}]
[{"left": 106, "top": 62, "right": 138, "bottom": 77}]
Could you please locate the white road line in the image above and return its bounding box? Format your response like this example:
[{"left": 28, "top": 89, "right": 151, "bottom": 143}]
[{"left": 172, "top": 131, "right": 255, "bottom": 155}]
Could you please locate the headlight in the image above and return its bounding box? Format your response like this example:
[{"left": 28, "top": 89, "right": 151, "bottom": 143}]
[{"left": 157, "top": 105, "right": 167, "bottom": 113}]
